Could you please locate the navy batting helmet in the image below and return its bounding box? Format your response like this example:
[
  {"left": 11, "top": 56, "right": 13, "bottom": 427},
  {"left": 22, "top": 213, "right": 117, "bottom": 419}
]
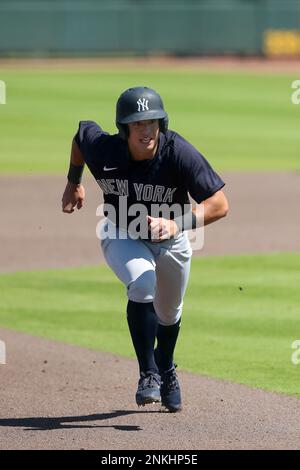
[{"left": 116, "top": 86, "right": 169, "bottom": 140}]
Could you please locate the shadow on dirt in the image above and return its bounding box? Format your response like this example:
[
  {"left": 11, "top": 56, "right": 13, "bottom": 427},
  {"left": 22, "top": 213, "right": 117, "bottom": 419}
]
[{"left": 0, "top": 409, "right": 162, "bottom": 432}]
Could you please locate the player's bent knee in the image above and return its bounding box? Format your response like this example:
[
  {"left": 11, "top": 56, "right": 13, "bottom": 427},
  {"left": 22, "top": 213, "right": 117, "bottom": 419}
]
[
  {"left": 127, "top": 270, "right": 156, "bottom": 303},
  {"left": 156, "top": 308, "right": 182, "bottom": 326}
]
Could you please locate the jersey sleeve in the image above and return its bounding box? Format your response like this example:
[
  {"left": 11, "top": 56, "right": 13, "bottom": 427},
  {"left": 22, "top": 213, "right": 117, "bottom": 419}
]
[
  {"left": 74, "top": 120, "right": 109, "bottom": 164},
  {"left": 174, "top": 134, "right": 225, "bottom": 203}
]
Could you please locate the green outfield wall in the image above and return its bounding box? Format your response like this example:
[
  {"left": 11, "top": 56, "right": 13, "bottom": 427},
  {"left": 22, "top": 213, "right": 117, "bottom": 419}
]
[{"left": 0, "top": 0, "right": 300, "bottom": 56}]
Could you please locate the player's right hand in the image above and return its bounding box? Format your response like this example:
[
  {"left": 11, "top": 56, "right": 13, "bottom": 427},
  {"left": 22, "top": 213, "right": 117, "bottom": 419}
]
[
  {"left": 147, "top": 215, "right": 179, "bottom": 242},
  {"left": 61, "top": 182, "right": 85, "bottom": 213}
]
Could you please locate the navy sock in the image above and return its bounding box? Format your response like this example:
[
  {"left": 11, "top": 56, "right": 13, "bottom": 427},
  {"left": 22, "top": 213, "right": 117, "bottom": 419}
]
[
  {"left": 126, "top": 300, "right": 159, "bottom": 375},
  {"left": 156, "top": 319, "right": 181, "bottom": 372}
]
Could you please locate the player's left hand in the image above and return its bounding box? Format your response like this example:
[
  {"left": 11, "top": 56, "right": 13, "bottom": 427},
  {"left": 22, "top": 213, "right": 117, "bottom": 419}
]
[
  {"left": 147, "top": 215, "right": 179, "bottom": 242},
  {"left": 62, "top": 182, "right": 85, "bottom": 213}
]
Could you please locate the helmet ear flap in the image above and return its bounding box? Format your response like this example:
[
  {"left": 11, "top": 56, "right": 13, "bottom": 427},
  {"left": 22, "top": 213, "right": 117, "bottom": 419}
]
[
  {"left": 159, "top": 116, "right": 169, "bottom": 134},
  {"left": 116, "top": 122, "right": 128, "bottom": 140}
]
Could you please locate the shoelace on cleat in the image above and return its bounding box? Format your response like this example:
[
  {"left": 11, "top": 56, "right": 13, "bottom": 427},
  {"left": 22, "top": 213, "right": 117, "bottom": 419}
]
[
  {"left": 162, "top": 369, "right": 179, "bottom": 391},
  {"left": 139, "top": 373, "right": 160, "bottom": 390}
]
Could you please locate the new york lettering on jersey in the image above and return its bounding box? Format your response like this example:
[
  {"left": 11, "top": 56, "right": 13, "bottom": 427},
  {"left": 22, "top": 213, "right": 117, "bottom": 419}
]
[{"left": 96, "top": 179, "right": 177, "bottom": 203}]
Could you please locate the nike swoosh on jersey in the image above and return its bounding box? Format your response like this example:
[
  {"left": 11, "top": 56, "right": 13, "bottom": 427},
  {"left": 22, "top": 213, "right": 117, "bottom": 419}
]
[{"left": 103, "top": 166, "right": 118, "bottom": 171}]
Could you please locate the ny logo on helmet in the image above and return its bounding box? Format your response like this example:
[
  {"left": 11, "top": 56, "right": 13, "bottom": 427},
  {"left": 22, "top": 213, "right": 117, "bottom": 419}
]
[{"left": 137, "top": 98, "right": 149, "bottom": 112}]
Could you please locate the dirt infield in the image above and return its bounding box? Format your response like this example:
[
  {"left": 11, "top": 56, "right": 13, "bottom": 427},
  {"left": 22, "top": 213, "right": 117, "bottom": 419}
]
[
  {"left": 0, "top": 172, "right": 299, "bottom": 272},
  {"left": 1, "top": 327, "right": 300, "bottom": 450},
  {"left": 1, "top": 172, "right": 300, "bottom": 450}
]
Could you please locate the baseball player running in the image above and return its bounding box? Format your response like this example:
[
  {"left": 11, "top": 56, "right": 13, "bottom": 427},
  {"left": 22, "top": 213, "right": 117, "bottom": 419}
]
[{"left": 62, "top": 87, "right": 228, "bottom": 412}]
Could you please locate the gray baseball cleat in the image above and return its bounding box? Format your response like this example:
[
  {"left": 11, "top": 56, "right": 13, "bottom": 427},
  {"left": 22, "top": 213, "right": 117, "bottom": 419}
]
[
  {"left": 160, "top": 366, "right": 182, "bottom": 413},
  {"left": 135, "top": 371, "right": 161, "bottom": 406},
  {"left": 154, "top": 348, "right": 182, "bottom": 412}
]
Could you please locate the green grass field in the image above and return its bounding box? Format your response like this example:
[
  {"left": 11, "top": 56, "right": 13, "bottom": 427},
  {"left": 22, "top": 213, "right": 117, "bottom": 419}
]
[
  {"left": 1, "top": 252, "right": 300, "bottom": 397},
  {"left": 0, "top": 66, "right": 299, "bottom": 172},
  {"left": 0, "top": 63, "right": 299, "bottom": 399}
]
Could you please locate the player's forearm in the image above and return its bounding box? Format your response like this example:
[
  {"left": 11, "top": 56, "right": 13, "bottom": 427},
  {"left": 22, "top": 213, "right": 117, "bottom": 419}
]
[
  {"left": 67, "top": 138, "right": 85, "bottom": 185},
  {"left": 172, "top": 191, "right": 228, "bottom": 233},
  {"left": 196, "top": 190, "right": 229, "bottom": 227}
]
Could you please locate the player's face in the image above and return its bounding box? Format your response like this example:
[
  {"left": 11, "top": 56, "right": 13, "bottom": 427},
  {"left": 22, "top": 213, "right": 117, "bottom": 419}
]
[{"left": 127, "top": 119, "right": 160, "bottom": 160}]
